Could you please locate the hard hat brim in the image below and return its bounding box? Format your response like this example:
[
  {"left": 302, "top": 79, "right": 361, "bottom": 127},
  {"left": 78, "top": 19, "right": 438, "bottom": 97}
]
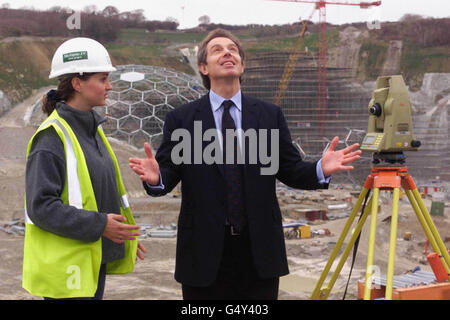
[{"left": 49, "top": 65, "right": 117, "bottom": 79}]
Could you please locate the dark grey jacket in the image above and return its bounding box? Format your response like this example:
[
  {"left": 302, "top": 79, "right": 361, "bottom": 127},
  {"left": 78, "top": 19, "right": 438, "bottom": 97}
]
[{"left": 25, "top": 102, "right": 124, "bottom": 263}]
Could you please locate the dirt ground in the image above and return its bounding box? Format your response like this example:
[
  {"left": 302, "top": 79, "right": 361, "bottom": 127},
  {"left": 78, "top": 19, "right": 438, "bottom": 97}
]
[
  {"left": 1, "top": 192, "right": 448, "bottom": 300},
  {"left": 0, "top": 91, "right": 449, "bottom": 300}
]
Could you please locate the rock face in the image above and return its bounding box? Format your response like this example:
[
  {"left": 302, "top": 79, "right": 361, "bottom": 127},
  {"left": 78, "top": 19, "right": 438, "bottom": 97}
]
[
  {"left": 408, "top": 73, "right": 450, "bottom": 181},
  {"left": 328, "top": 26, "right": 368, "bottom": 76},
  {"left": 0, "top": 90, "right": 12, "bottom": 117},
  {"left": 409, "top": 73, "right": 450, "bottom": 111},
  {"left": 381, "top": 40, "right": 403, "bottom": 76}
]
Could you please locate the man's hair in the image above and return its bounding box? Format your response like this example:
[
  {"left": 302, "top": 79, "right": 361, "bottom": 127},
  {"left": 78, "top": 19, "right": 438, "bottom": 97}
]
[{"left": 197, "top": 28, "right": 245, "bottom": 90}]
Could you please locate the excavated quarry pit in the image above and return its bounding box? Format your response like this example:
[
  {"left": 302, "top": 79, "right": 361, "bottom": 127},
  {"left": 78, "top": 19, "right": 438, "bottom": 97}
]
[{"left": 0, "top": 78, "right": 449, "bottom": 300}]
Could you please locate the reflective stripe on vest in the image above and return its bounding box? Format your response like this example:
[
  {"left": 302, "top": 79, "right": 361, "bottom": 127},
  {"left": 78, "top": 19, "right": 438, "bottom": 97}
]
[
  {"left": 121, "top": 194, "right": 130, "bottom": 209},
  {"left": 23, "top": 110, "right": 137, "bottom": 298},
  {"left": 24, "top": 118, "right": 82, "bottom": 225}
]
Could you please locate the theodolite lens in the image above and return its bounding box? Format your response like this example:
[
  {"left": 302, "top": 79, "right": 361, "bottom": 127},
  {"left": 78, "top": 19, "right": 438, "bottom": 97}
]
[{"left": 369, "top": 103, "right": 382, "bottom": 116}]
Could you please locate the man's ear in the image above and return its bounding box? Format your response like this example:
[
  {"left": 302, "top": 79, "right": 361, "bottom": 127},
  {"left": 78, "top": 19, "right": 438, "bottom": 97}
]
[{"left": 198, "top": 63, "right": 208, "bottom": 76}]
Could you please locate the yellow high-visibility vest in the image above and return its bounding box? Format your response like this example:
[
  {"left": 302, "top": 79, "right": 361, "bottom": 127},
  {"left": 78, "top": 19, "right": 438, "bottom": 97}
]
[{"left": 22, "top": 109, "right": 137, "bottom": 298}]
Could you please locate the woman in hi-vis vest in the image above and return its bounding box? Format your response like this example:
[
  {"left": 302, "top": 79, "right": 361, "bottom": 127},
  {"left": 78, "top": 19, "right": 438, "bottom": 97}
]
[{"left": 22, "top": 37, "right": 146, "bottom": 300}]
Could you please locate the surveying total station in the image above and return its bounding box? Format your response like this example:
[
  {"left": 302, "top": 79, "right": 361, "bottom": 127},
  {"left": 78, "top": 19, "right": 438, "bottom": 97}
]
[
  {"left": 360, "top": 75, "right": 421, "bottom": 163},
  {"left": 310, "top": 75, "right": 450, "bottom": 300}
]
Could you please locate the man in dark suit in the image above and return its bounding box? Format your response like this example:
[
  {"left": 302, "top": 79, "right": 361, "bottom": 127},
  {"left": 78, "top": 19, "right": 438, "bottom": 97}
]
[{"left": 129, "top": 29, "right": 361, "bottom": 300}]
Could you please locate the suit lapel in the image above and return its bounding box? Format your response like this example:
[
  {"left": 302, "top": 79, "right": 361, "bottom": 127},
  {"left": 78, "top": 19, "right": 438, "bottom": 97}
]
[
  {"left": 194, "top": 94, "right": 216, "bottom": 132},
  {"left": 241, "top": 94, "right": 259, "bottom": 133},
  {"left": 241, "top": 94, "right": 260, "bottom": 181},
  {"left": 195, "top": 94, "right": 225, "bottom": 178}
]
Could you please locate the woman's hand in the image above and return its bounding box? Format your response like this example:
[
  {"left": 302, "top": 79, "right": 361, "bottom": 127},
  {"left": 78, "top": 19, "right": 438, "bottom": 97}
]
[{"left": 103, "top": 214, "right": 141, "bottom": 244}]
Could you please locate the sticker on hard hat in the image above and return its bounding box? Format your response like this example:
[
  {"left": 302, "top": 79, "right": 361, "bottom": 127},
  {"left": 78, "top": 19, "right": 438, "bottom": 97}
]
[{"left": 63, "top": 51, "right": 88, "bottom": 63}]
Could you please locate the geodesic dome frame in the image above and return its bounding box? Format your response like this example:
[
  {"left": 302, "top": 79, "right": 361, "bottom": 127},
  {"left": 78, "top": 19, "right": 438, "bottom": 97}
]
[{"left": 98, "top": 65, "right": 207, "bottom": 150}]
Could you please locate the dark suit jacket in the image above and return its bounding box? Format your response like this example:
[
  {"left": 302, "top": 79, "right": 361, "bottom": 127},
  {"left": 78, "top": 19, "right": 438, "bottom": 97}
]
[{"left": 144, "top": 93, "right": 328, "bottom": 287}]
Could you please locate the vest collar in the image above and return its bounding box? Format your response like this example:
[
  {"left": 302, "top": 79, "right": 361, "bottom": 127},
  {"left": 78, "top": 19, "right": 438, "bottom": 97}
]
[{"left": 55, "top": 102, "right": 106, "bottom": 137}]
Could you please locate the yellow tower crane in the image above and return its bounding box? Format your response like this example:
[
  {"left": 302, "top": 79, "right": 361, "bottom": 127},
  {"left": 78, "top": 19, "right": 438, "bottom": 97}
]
[{"left": 273, "top": 7, "right": 316, "bottom": 107}]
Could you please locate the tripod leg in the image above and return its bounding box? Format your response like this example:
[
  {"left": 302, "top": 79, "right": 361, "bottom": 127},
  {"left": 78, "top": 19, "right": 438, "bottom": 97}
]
[
  {"left": 310, "top": 187, "right": 370, "bottom": 300},
  {"left": 405, "top": 189, "right": 450, "bottom": 275},
  {"left": 321, "top": 196, "right": 373, "bottom": 299},
  {"left": 411, "top": 189, "right": 450, "bottom": 274},
  {"left": 385, "top": 188, "right": 400, "bottom": 300},
  {"left": 364, "top": 187, "right": 380, "bottom": 300},
  {"left": 405, "top": 190, "right": 442, "bottom": 259}
]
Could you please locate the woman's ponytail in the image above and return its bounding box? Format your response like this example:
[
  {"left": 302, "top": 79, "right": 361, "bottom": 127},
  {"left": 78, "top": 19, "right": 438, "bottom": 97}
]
[{"left": 42, "top": 73, "right": 94, "bottom": 116}]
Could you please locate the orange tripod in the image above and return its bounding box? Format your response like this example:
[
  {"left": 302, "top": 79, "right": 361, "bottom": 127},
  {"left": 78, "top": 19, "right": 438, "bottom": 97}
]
[{"left": 311, "top": 166, "right": 450, "bottom": 300}]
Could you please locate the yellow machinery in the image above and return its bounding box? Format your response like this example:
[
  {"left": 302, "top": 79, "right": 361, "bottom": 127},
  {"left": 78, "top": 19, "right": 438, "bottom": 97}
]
[{"left": 273, "top": 7, "right": 316, "bottom": 107}]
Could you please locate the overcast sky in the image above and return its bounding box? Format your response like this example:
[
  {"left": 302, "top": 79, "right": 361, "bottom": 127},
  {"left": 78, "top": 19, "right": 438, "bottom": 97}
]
[{"left": 5, "top": 0, "right": 449, "bottom": 29}]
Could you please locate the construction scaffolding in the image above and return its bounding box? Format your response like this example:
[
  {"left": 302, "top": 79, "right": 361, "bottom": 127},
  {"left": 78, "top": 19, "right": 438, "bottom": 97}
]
[
  {"left": 241, "top": 52, "right": 450, "bottom": 186},
  {"left": 242, "top": 51, "right": 372, "bottom": 184}
]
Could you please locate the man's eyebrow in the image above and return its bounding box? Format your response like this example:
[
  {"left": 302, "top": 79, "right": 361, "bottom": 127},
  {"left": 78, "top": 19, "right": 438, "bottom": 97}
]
[{"left": 209, "top": 44, "right": 222, "bottom": 50}]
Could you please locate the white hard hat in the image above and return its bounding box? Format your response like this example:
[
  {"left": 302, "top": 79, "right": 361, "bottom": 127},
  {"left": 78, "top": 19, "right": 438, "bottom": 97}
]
[{"left": 49, "top": 37, "right": 116, "bottom": 79}]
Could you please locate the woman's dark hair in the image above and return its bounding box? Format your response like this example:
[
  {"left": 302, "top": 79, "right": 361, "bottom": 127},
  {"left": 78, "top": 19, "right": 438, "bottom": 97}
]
[{"left": 42, "top": 73, "right": 95, "bottom": 116}]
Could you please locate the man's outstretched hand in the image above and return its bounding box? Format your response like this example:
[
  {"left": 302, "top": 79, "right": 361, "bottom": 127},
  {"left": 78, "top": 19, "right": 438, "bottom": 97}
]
[
  {"left": 321, "top": 136, "right": 362, "bottom": 177},
  {"left": 129, "top": 142, "right": 160, "bottom": 185}
]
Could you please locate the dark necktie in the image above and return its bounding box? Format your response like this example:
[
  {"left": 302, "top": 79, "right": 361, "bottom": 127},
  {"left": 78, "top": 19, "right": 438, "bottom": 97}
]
[{"left": 221, "top": 100, "right": 246, "bottom": 232}]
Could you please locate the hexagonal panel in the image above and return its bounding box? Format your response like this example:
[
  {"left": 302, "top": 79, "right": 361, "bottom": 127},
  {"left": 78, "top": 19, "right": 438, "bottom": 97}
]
[
  {"left": 131, "top": 102, "right": 153, "bottom": 118},
  {"left": 167, "top": 94, "right": 188, "bottom": 109},
  {"left": 109, "top": 72, "right": 121, "bottom": 82},
  {"left": 134, "top": 66, "right": 154, "bottom": 73},
  {"left": 115, "top": 65, "right": 128, "bottom": 72},
  {"left": 189, "top": 82, "right": 208, "bottom": 95},
  {"left": 107, "top": 102, "right": 130, "bottom": 119},
  {"left": 158, "top": 69, "right": 176, "bottom": 77},
  {"left": 155, "top": 82, "right": 177, "bottom": 95},
  {"left": 130, "top": 131, "right": 150, "bottom": 149},
  {"left": 145, "top": 74, "right": 165, "bottom": 83},
  {"left": 144, "top": 90, "right": 166, "bottom": 106},
  {"left": 111, "top": 80, "right": 131, "bottom": 92},
  {"left": 132, "top": 80, "right": 154, "bottom": 91},
  {"left": 179, "top": 87, "right": 201, "bottom": 101},
  {"left": 150, "top": 134, "right": 163, "bottom": 150},
  {"left": 176, "top": 73, "right": 192, "bottom": 81},
  {"left": 167, "top": 76, "right": 188, "bottom": 87},
  {"left": 154, "top": 104, "right": 174, "bottom": 121},
  {"left": 107, "top": 91, "right": 119, "bottom": 102},
  {"left": 110, "top": 131, "right": 130, "bottom": 144},
  {"left": 142, "top": 117, "right": 164, "bottom": 136},
  {"left": 120, "top": 71, "right": 145, "bottom": 82},
  {"left": 119, "top": 116, "right": 140, "bottom": 133},
  {"left": 120, "top": 89, "right": 142, "bottom": 104},
  {"left": 101, "top": 117, "right": 118, "bottom": 134},
  {"left": 93, "top": 106, "right": 106, "bottom": 118}
]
